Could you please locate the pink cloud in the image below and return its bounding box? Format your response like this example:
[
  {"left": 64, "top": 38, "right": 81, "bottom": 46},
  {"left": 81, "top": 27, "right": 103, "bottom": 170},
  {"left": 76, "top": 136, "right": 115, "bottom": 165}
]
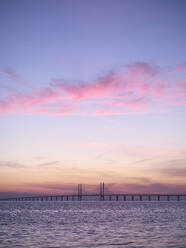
[
  {"left": 50, "top": 62, "right": 172, "bottom": 105},
  {"left": 0, "top": 87, "right": 62, "bottom": 114},
  {"left": 51, "top": 71, "right": 120, "bottom": 100},
  {"left": 94, "top": 110, "right": 129, "bottom": 116},
  {"left": 1, "top": 62, "right": 186, "bottom": 116}
]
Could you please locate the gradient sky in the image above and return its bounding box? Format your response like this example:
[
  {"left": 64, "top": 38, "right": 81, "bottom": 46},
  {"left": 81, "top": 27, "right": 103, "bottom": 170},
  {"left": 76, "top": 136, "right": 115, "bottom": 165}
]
[{"left": 0, "top": 0, "right": 186, "bottom": 197}]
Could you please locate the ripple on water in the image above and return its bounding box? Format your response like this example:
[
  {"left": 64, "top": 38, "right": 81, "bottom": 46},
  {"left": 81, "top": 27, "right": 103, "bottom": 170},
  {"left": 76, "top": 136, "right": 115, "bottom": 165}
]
[{"left": 0, "top": 201, "right": 186, "bottom": 248}]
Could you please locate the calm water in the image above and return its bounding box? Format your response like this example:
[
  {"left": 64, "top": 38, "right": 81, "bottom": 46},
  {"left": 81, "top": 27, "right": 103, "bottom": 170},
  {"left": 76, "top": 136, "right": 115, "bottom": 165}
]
[{"left": 0, "top": 201, "right": 186, "bottom": 248}]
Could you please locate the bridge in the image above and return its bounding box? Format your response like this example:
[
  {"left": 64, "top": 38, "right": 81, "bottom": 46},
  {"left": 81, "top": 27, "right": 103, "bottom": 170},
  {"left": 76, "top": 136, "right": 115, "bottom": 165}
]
[{"left": 1, "top": 183, "right": 186, "bottom": 201}]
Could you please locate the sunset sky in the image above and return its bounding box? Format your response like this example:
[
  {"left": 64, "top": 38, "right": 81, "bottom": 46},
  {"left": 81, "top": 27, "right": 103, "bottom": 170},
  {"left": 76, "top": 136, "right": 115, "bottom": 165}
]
[{"left": 0, "top": 0, "right": 186, "bottom": 197}]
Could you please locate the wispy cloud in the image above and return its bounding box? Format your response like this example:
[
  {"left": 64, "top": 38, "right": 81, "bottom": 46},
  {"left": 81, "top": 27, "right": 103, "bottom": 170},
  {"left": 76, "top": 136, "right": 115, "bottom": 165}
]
[
  {"left": 127, "top": 62, "right": 161, "bottom": 76},
  {"left": 157, "top": 159, "right": 186, "bottom": 177},
  {"left": 1, "top": 62, "right": 186, "bottom": 116},
  {"left": 161, "top": 167, "right": 186, "bottom": 177},
  {"left": 38, "top": 160, "right": 59, "bottom": 167},
  {"left": 0, "top": 87, "right": 65, "bottom": 114},
  {"left": 175, "top": 62, "right": 186, "bottom": 71},
  {"left": 119, "top": 182, "right": 186, "bottom": 194},
  {"left": 0, "top": 66, "right": 31, "bottom": 88},
  {"left": 37, "top": 160, "right": 62, "bottom": 170},
  {"left": 0, "top": 161, "right": 26, "bottom": 168},
  {"left": 73, "top": 142, "right": 186, "bottom": 158},
  {"left": 22, "top": 182, "right": 79, "bottom": 194},
  {"left": 133, "top": 157, "right": 158, "bottom": 164},
  {"left": 33, "top": 156, "right": 48, "bottom": 160}
]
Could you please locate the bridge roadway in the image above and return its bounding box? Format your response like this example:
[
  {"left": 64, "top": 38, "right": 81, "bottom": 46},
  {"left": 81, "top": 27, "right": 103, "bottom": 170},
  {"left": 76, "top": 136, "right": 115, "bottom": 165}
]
[{"left": 1, "top": 193, "right": 186, "bottom": 201}]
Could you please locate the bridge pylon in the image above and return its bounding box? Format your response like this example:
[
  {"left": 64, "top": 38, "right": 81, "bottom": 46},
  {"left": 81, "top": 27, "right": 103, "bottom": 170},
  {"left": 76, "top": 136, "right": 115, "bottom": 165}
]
[
  {"left": 100, "top": 182, "right": 104, "bottom": 200},
  {"left": 78, "top": 184, "right": 82, "bottom": 201}
]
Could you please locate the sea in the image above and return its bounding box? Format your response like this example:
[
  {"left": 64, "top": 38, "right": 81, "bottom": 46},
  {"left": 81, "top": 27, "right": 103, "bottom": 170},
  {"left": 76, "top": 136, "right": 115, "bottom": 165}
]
[{"left": 0, "top": 201, "right": 186, "bottom": 248}]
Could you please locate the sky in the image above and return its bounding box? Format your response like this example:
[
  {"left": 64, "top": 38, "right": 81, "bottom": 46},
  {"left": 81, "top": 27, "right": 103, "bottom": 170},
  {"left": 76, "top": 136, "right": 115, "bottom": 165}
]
[{"left": 0, "top": 0, "right": 186, "bottom": 197}]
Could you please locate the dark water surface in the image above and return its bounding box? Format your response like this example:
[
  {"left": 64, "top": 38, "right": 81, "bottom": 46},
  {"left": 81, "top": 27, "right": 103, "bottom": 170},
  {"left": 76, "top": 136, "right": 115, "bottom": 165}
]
[{"left": 0, "top": 201, "right": 186, "bottom": 248}]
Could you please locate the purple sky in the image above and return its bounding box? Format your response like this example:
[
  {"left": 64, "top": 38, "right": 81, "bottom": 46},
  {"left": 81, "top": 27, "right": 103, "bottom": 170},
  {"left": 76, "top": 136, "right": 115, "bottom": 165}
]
[{"left": 0, "top": 0, "right": 186, "bottom": 197}]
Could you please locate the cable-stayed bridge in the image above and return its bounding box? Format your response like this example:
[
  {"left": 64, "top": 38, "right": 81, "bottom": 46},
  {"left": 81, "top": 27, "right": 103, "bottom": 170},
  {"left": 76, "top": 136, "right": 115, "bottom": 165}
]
[{"left": 1, "top": 183, "right": 186, "bottom": 201}]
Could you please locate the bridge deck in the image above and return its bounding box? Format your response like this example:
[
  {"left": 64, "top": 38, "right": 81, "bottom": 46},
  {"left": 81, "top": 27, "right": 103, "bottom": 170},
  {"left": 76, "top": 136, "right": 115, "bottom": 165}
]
[{"left": 1, "top": 193, "right": 186, "bottom": 201}]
